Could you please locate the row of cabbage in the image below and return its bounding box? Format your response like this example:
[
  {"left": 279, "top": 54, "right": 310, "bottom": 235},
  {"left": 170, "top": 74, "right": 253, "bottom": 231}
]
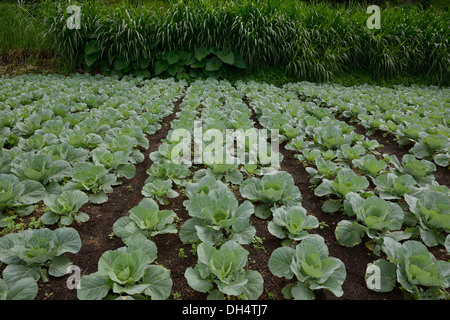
[
  {"left": 237, "top": 80, "right": 450, "bottom": 300},
  {"left": 287, "top": 82, "right": 450, "bottom": 168},
  {"left": 175, "top": 79, "right": 266, "bottom": 300},
  {"left": 0, "top": 74, "right": 186, "bottom": 300},
  {"left": 75, "top": 79, "right": 262, "bottom": 300},
  {"left": 74, "top": 79, "right": 255, "bottom": 300},
  {"left": 172, "top": 79, "right": 347, "bottom": 300},
  {"left": 179, "top": 80, "right": 347, "bottom": 300},
  {"left": 82, "top": 78, "right": 347, "bottom": 300},
  {"left": 2, "top": 75, "right": 447, "bottom": 300}
]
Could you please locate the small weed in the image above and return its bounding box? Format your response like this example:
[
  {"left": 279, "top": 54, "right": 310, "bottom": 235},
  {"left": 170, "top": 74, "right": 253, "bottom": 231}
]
[
  {"left": 43, "top": 292, "right": 53, "bottom": 300},
  {"left": 190, "top": 242, "right": 199, "bottom": 255},
  {"left": 173, "top": 215, "right": 182, "bottom": 223},
  {"left": 178, "top": 248, "right": 188, "bottom": 259},
  {"left": 252, "top": 236, "right": 266, "bottom": 252},
  {"left": 172, "top": 291, "right": 182, "bottom": 300},
  {"left": 0, "top": 215, "right": 44, "bottom": 235},
  {"left": 265, "top": 290, "right": 276, "bottom": 300},
  {"left": 319, "top": 221, "right": 329, "bottom": 229}
]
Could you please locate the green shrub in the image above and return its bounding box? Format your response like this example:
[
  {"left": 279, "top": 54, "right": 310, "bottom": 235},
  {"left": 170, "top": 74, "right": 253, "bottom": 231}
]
[{"left": 5, "top": 0, "right": 447, "bottom": 85}]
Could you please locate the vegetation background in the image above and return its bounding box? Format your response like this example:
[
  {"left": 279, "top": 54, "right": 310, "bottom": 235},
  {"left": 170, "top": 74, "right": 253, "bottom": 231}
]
[{"left": 0, "top": 0, "right": 448, "bottom": 86}]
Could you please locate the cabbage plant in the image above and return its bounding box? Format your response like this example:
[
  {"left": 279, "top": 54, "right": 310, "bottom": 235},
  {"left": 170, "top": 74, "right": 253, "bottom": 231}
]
[
  {"left": 180, "top": 177, "right": 255, "bottom": 245},
  {"left": 305, "top": 157, "right": 345, "bottom": 184},
  {"left": 0, "top": 277, "right": 38, "bottom": 300},
  {"left": 312, "top": 123, "right": 349, "bottom": 149},
  {"left": 63, "top": 162, "right": 118, "bottom": 204},
  {"left": 336, "top": 143, "right": 366, "bottom": 161},
  {"left": 109, "top": 125, "right": 149, "bottom": 150},
  {"left": 193, "top": 164, "right": 243, "bottom": 185},
  {"left": 314, "top": 168, "right": 369, "bottom": 198},
  {"left": 373, "top": 173, "right": 416, "bottom": 200},
  {"left": 366, "top": 238, "right": 450, "bottom": 299},
  {"left": 113, "top": 198, "right": 178, "bottom": 242},
  {"left": 13, "top": 112, "right": 51, "bottom": 137},
  {"left": 281, "top": 123, "right": 303, "bottom": 140},
  {"left": 390, "top": 154, "right": 436, "bottom": 184},
  {"left": 39, "top": 143, "right": 88, "bottom": 164},
  {"left": 239, "top": 171, "right": 302, "bottom": 219},
  {"left": 141, "top": 178, "right": 179, "bottom": 205},
  {"left": 146, "top": 160, "right": 190, "bottom": 187},
  {"left": 336, "top": 193, "right": 408, "bottom": 253},
  {"left": 268, "top": 234, "right": 346, "bottom": 300},
  {"left": 184, "top": 241, "right": 264, "bottom": 300},
  {"left": 59, "top": 129, "right": 103, "bottom": 150},
  {"left": 298, "top": 148, "right": 322, "bottom": 163},
  {"left": 268, "top": 206, "right": 319, "bottom": 241},
  {"left": 404, "top": 189, "right": 450, "bottom": 247},
  {"left": 149, "top": 139, "right": 190, "bottom": 164},
  {"left": 285, "top": 135, "right": 313, "bottom": 153},
  {"left": 106, "top": 135, "right": 144, "bottom": 164},
  {"left": 0, "top": 174, "right": 46, "bottom": 214},
  {"left": 17, "top": 132, "right": 58, "bottom": 152},
  {"left": 352, "top": 154, "right": 387, "bottom": 177},
  {"left": 91, "top": 147, "right": 136, "bottom": 179},
  {"left": 77, "top": 234, "right": 172, "bottom": 300},
  {"left": 0, "top": 228, "right": 81, "bottom": 284},
  {"left": 41, "top": 190, "right": 89, "bottom": 226},
  {"left": 10, "top": 152, "right": 71, "bottom": 185},
  {"left": 410, "top": 134, "right": 449, "bottom": 162}
]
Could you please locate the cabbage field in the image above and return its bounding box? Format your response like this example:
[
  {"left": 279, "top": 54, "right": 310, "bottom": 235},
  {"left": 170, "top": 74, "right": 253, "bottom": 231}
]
[{"left": 0, "top": 73, "right": 449, "bottom": 301}]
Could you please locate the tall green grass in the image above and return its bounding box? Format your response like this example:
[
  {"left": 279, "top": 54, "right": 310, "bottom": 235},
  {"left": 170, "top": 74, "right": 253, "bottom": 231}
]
[
  {"left": 0, "top": 2, "right": 49, "bottom": 53},
  {"left": 4, "top": 0, "right": 449, "bottom": 85}
]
